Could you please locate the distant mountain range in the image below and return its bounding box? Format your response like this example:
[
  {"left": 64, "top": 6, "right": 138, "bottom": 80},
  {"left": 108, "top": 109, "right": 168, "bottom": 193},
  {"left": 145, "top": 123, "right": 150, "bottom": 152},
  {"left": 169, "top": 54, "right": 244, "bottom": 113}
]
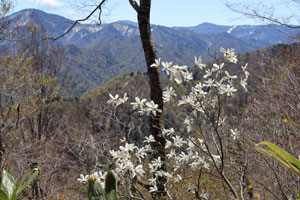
[
  {"left": 174, "top": 23, "right": 295, "bottom": 45},
  {"left": 3, "top": 9, "right": 298, "bottom": 95}
]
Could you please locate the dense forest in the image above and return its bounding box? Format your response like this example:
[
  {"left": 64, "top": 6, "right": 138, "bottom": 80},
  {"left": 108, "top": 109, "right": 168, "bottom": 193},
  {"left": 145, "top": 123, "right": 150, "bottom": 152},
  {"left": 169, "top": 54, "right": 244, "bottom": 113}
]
[{"left": 1, "top": 0, "right": 300, "bottom": 200}]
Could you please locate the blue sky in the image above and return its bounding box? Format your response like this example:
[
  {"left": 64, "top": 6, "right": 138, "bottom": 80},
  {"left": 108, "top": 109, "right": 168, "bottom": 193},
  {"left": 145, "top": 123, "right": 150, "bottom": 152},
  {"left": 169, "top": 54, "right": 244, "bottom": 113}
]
[{"left": 12, "top": 0, "right": 289, "bottom": 27}]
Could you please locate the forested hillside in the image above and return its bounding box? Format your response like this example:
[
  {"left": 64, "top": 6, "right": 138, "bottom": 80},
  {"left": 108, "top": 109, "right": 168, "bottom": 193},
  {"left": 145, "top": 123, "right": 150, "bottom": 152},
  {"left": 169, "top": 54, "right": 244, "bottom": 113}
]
[{"left": 3, "top": 9, "right": 296, "bottom": 96}]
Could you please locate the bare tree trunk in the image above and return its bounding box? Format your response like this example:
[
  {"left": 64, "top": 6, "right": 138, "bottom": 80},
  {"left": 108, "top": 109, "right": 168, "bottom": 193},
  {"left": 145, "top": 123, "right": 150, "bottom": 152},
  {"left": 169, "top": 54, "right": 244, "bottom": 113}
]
[
  {"left": 50, "top": 0, "right": 167, "bottom": 197},
  {"left": 130, "top": 0, "right": 167, "bottom": 198},
  {"left": 0, "top": 130, "right": 4, "bottom": 172}
]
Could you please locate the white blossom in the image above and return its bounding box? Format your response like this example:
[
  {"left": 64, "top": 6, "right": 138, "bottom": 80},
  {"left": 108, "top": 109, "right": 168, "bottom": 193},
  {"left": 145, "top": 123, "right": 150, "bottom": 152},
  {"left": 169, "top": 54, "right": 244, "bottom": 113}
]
[
  {"left": 145, "top": 101, "right": 162, "bottom": 116},
  {"left": 194, "top": 56, "right": 206, "bottom": 69},
  {"left": 119, "top": 93, "right": 128, "bottom": 104},
  {"left": 120, "top": 143, "right": 135, "bottom": 153},
  {"left": 165, "top": 140, "right": 172, "bottom": 149},
  {"left": 240, "top": 78, "right": 248, "bottom": 92},
  {"left": 178, "top": 152, "right": 190, "bottom": 163},
  {"left": 135, "top": 147, "right": 148, "bottom": 162},
  {"left": 150, "top": 58, "right": 161, "bottom": 68},
  {"left": 183, "top": 71, "right": 193, "bottom": 82},
  {"left": 110, "top": 150, "right": 119, "bottom": 160},
  {"left": 115, "top": 161, "right": 133, "bottom": 175},
  {"left": 148, "top": 177, "right": 156, "bottom": 185},
  {"left": 216, "top": 117, "right": 226, "bottom": 126},
  {"left": 188, "top": 183, "right": 197, "bottom": 193},
  {"left": 107, "top": 93, "right": 120, "bottom": 107},
  {"left": 77, "top": 174, "right": 89, "bottom": 183},
  {"left": 151, "top": 157, "right": 162, "bottom": 170},
  {"left": 203, "top": 78, "right": 215, "bottom": 88},
  {"left": 184, "top": 115, "right": 193, "bottom": 133},
  {"left": 230, "top": 128, "right": 240, "bottom": 140},
  {"left": 131, "top": 97, "right": 146, "bottom": 110},
  {"left": 163, "top": 86, "right": 177, "bottom": 103},
  {"left": 162, "top": 61, "right": 172, "bottom": 75},
  {"left": 172, "top": 135, "right": 187, "bottom": 148},
  {"left": 241, "top": 63, "right": 249, "bottom": 78},
  {"left": 120, "top": 137, "right": 126, "bottom": 143},
  {"left": 212, "top": 63, "right": 224, "bottom": 74},
  {"left": 220, "top": 47, "right": 238, "bottom": 63},
  {"left": 132, "top": 165, "right": 145, "bottom": 178},
  {"left": 144, "top": 135, "right": 155, "bottom": 143},
  {"left": 192, "top": 103, "right": 205, "bottom": 116},
  {"left": 203, "top": 69, "right": 213, "bottom": 79},
  {"left": 187, "top": 139, "right": 195, "bottom": 152},
  {"left": 224, "top": 71, "right": 237, "bottom": 85},
  {"left": 144, "top": 144, "right": 152, "bottom": 151},
  {"left": 174, "top": 174, "right": 182, "bottom": 183},
  {"left": 200, "top": 190, "right": 209, "bottom": 200},
  {"left": 220, "top": 84, "right": 237, "bottom": 96},
  {"left": 167, "top": 149, "right": 176, "bottom": 159},
  {"left": 149, "top": 185, "right": 158, "bottom": 192},
  {"left": 162, "top": 128, "right": 175, "bottom": 137},
  {"left": 203, "top": 161, "right": 210, "bottom": 169},
  {"left": 191, "top": 157, "right": 208, "bottom": 170},
  {"left": 178, "top": 95, "right": 195, "bottom": 106},
  {"left": 118, "top": 143, "right": 135, "bottom": 161},
  {"left": 170, "top": 65, "right": 188, "bottom": 84},
  {"left": 193, "top": 82, "right": 203, "bottom": 92}
]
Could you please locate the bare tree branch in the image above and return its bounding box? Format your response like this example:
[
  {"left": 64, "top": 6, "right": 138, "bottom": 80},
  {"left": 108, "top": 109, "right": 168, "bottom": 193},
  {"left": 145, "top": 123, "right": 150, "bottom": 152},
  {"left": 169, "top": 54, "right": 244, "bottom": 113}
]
[
  {"left": 48, "top": 0, "right": 107, "bottom": 41},
  {"left": 129, "top": 0, "right": 140, "bottom": 13},
  {"left": 225, "top": 0, "right": 300, "bottom": 29}
]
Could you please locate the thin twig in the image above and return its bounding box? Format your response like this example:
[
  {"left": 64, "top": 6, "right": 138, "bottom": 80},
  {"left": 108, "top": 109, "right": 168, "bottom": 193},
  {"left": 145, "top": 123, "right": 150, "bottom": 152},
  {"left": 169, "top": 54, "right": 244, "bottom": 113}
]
[{"left": 48, "top": 0, "right": 107, "bottom": 41}]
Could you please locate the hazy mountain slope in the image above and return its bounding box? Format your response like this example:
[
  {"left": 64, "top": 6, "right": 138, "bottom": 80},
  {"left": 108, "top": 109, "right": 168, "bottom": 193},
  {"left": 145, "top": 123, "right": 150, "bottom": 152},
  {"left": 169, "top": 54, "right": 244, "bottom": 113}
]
[
  {"left": 4, "top": 9, "right": 292, "bottom": 95},
  {"left": 7, "top": 9, "right": 74, "bottom": 38},
  {"left": 175, "top": 22, "right": 296, "bottom": 44},
  {"left": 63, "top": 25, "right": 271, "bottom": 95},
  {"left": 81, "top": 43, "right": 283, "bottom": 110}
]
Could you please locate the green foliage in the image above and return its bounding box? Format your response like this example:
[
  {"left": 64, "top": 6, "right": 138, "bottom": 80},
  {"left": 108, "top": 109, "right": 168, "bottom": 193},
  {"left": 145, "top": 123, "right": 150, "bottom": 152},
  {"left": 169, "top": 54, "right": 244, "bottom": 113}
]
[
  {"left": 88, "top": 178, "right": 105, "bottom": 200},
  {"left": 255, "top": 141, "right": 300, "bottom": 198},
  {"left": 0, "top": 168, "right": 40, "bottom": 200},
  {"left": 87, "top": 170, "right": 118, "bottom": 200},
  {"left": 104, "top": 171, "right": 117, "bottom": 200},
  {"left": 255, "top": 141, "right": 300, "bottom": 178}
]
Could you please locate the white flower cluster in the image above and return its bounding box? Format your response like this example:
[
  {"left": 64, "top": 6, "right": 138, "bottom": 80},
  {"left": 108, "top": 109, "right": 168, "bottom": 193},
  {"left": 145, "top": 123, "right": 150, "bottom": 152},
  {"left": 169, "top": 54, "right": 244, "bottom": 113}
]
[
  {"left": 80, "top": 48, "right": 249, "bottom": 196},
  {"left": 107, "top": 134, "right": 216, "bottom": 192},
  {"left": 151, "top": 59, "right": 193, "bottom": 84},
  {"left": 77, "top": 171, "right": 107, "bottom": 188},
  {"left": 107, "top": 93, "right": 128, "bottom": 107},
  {"left": 194, "top": 56, "right": 206, "bottom": 69},
  {"left": 163, "top": 86, "right": 177, "bottom": 103},
  {"left": 107, "top": 94, "right": 162, "bottom": 117},
  {"left": 164, "top": 133, "right": 213, "bottom": 173},
  {"left": 77, "top": 134, "right": 217, "bottom": 194},
  {"left": 110, "top": 142, "right": 147, "bottom": 179},
  {"left": 109, "top": 138, "right": 161, "bottom": 191},
  {"left": 240, "top": 63, "right": 249, "bottom": 92},
  {"left": 172, "top": 49, "right": 249, "bottom": 121},
  {"left": 220, "top": 47, "right": 238, "bottom": 64}
]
